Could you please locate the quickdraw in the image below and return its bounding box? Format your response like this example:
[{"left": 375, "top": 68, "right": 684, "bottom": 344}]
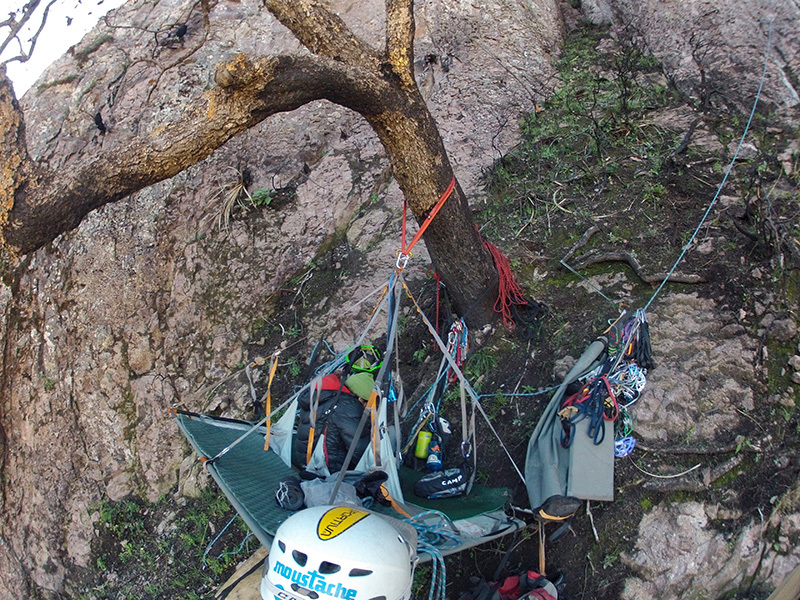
[
  {"left": 563, "top": 309, "right": 652, "bottom": 454},
  {"left": 614, "top": 436, "right": 636, "bottom": 457},
  {"left": 446, "top": 318, "right": 469, "bottom": 383},
  {"left": 607, "top": 363, "right": 647, "bottom": 408}
]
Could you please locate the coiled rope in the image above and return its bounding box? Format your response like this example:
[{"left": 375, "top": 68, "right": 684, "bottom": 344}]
[{"left": 404, "top": 510, "right": 460, "bottom": 600}]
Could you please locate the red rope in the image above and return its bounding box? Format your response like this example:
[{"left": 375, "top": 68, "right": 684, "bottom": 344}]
[{"left": 482, "top": 236, "right": 528, "bottom": 331}]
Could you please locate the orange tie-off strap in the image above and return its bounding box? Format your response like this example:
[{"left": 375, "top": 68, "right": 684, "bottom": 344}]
[
  {"left": 380, "top": 483, "right": 412, "bottom": 518},
  {"left": 306, "top": 378, "right": 323, "bottom": 464},
  {"left": 306, "top": 427, "right": 315, "bottom": 464},
  {"left": 400, "top": 175, "right": 456, "bottom": 259},
  {"left": 262, "top": 353, "right": 279, "bottom": 451}
]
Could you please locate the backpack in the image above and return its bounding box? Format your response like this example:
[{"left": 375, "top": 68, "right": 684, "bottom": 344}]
[{"left": 458, "top": 570, "right": 560, "bottom": 600}]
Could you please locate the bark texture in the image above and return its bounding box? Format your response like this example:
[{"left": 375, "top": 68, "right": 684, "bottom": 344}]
[{"left": 0, "top": 0, "right": 502, "bottom": 320}]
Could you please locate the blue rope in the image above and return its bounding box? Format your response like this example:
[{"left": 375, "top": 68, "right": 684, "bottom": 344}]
[
  {"left": 403, "top": 511, "right": 459, "bottom": 600},
  {"left": 404, "top": 510, "right": 461, "bottom": 549},
  {"left": 203, "top": 513, "right": 244, "bottom": 567},
  {"left": 216, "top": 532, "right": 254, "bottom": 562},
  {"left": 615, "top": 436, "right": 636, "bottom": 457},
  {"left": 477, "top": 385, "right": 558, "bottom": 400},
  {"left": 644, "top": 13, "right": 775, "bottom": 312},
  {"left": 417, "top": 540, "right": 447, "bottom": 600}
]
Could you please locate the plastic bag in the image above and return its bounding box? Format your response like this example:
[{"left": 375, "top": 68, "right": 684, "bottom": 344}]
[{"left": 300, "top": 478, "right": 361, "bottom": 507}]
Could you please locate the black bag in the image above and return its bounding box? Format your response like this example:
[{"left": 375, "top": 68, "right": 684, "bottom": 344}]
[
  {"left": 275, "top": 476, "right": 305, "bottom": 511},
  {"left": 355, "top": 470, "right": 390, "bottom": 506},
  {"left": 413, "top": 462, "right": 472, "bottom": 499}
]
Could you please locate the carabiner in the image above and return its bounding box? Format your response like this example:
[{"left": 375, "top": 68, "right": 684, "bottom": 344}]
[{"left": 396, "top": 251, "right": 411, "bottom": 271}]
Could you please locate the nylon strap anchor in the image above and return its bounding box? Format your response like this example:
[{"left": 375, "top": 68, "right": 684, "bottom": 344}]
[{"left": 397, "top": 175, "right": 456, "bottom": 269}]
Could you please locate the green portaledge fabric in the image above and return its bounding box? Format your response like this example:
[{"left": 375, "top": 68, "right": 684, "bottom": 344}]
[
  {"left": 175, "top": 411, "right": 520, "bottom": 553},
  {"left": 398, "top": 467, "right": 511, "bottom": 521},
  {"left": 175, "top": 410, "right": 297, "bottom": 548}
]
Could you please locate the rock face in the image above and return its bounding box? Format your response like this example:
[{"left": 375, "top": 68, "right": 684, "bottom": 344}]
[
  {"left": 582, "top": 0, "right": 800, "bottom": 113},
  {"left": 0, "top": 0, "right": 564, "bottom": 596},
  {"left": 635, "top": 294, "right": 759, "bottom": 446},
  {"left": 1, "top": 0, "right": 798, "bottom": 598},
  {"left": 617, "top": 296, "right": 800, "bottom": 599},
  {"left": 621, "top": 498, "right": 800, "bottom": 600}
]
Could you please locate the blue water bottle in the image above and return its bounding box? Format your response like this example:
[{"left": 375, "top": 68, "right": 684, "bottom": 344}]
[{"left": 426, "top": 435, "right": 443, "bottom": 471}]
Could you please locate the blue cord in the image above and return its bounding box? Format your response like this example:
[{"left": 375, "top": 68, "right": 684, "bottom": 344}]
[
  {"left": 644, "top": 13, "right": 775, "bottom": 312},
  {"left": 615, "top": 436, "right": 636, "bottom": 457},
  {"left": 403, "top": 511, "right": 459, "bottom": 600},
  {"left": 477, "top": 385, "right": 558, "bottom": 400},
  {"left": 202, "top": 515, "right": 237, "bottom": 567},
  {"left": 216, "top": 532, "right": 254, "bottom": 562},
  {"left": 417, "top": 540, "right": 447, "bottom": 600}
]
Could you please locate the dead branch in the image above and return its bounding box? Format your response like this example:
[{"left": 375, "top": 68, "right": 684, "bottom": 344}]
[
  {"left": 562, "top": 225, "right": 600, "bottom": 263},
  {"left": 671, "top": 116, "right": 702, "bottom": 156},
  {"left": 571, "top": 250, "right": 705, "bottom": 285},
  {"left": 1, "top": 0, "right": 58, "bottom": 64},
  {"left": 636, "top": 441, "right": 740, "bottom": 455},
  {"left": 641, "top": 454, "right": 743, "bottom": 493}
]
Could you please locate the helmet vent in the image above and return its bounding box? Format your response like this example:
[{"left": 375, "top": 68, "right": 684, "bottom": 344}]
[
  {"left": 290, "top": 583, "right": 320, "bottom": 599},
  {"left": 292, "top": 550, "right": 308, "bottom": 567},
  {"left": 277, "top": 540, "right": 286, "bottom": 553},
  {"left": 319, "top": 561, "right": 341, "bottom": 574},
  {"left": 348, "top": 568, "right": 373, "bottom": 577}
]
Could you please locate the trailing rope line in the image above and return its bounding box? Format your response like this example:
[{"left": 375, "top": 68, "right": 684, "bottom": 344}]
[
  {"left": 477, "top": 385, "right": 559, "bottom": 400},
  {"left": 643, "top": 12, "right": 775, "bottom": 312},
  {"left": 560, "top": 259, "right": 620, "bottom": 310},
  {"left": 589, "top": 9, "right": 777, "bottom": 461},
  {"left": 202, "top": 515, "right": 253, "bottom": 567}
]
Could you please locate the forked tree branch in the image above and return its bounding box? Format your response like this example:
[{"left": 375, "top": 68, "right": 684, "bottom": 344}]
[
  {"left": 1, "top": 0, "right": 500, "bottom": 323},
  {"left": 0, "top": 0, "right": 58, "bottom": 64},
  {"left": 1, "top": 52, "right": 395, "bottom": 255}
]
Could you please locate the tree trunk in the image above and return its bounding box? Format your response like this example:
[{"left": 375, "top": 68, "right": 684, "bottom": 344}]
[{"left": 364, "top": 95, "right": 498, "bottom": 322}]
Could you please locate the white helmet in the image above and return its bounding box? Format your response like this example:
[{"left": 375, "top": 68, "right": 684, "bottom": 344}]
[{"left": 261, "top": 505, "right": 417, "bottom": 600}]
